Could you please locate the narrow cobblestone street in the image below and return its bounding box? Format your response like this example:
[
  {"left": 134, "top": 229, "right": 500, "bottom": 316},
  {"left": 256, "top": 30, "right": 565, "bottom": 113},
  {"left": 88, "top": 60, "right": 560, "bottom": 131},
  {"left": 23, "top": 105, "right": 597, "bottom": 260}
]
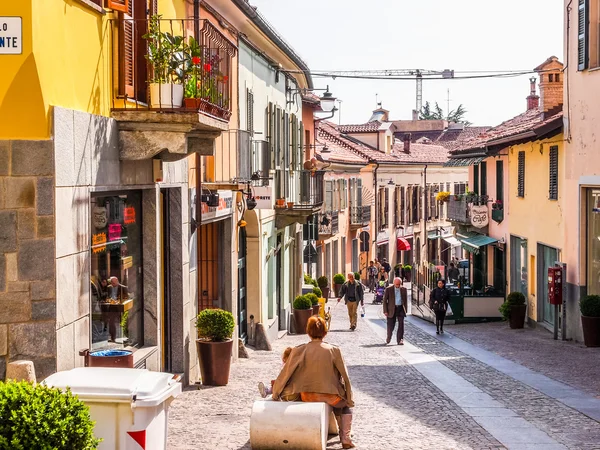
[{"left": 167, "top": 293, "right": 600, "bottom": 449}]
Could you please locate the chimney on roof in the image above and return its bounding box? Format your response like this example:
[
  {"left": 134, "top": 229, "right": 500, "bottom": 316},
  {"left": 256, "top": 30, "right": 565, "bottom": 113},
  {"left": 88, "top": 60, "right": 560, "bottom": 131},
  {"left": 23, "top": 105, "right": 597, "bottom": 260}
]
[
  {"left": 534, "top": 56, "right": 564, "bottom": 116},
  {"left": 403, "top": 133, "right": 411, "bottom": 153},
  {"left": 526, "top": 77, "right": 539, "bottom": 111}
]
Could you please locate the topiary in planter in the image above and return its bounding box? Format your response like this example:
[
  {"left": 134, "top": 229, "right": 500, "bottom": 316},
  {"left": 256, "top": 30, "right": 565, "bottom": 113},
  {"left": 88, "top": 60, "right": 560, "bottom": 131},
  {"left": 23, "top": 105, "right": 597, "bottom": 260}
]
[
  {"left": 312, "top": 287, "right": 323, "bottom": 298},
  {"left": 305, "top": 293, "right": 319, "bottom": 306},
  {"left": 580, "top": 295, "right": 600, "bottom": 347},
  {"left": 293, "top": 295, "right": 312, "bottom": 310},
  {"left": 580, "top": 295, "right": 600, "bottom": 317},
  {"left": 317, "top": 276, "right": 329, "bottom": 288},
  {"left": 499, "top": 292, "right": 527, "bottom": 329},
  {"left": 195, "top": 308, "right": 235, "bottom": 342},
  {"left": 303, "top": 274, "right": 317, "bottom": 287},
  {"left": 0, "top": 381, "right": 101, "bottom": 449},
  {"left": 333, "top": 274, "right": 346, "bottom": 285},
  {"left": 354, "top": 272, "right": 361, "bottom": 282}
]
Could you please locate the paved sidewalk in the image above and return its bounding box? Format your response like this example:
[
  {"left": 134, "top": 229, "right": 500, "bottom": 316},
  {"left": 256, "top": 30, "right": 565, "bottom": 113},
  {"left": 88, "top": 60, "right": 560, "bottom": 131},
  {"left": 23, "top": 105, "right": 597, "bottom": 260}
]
[{"left": 167, "top": 293, "right": 600, "bottom": 449}]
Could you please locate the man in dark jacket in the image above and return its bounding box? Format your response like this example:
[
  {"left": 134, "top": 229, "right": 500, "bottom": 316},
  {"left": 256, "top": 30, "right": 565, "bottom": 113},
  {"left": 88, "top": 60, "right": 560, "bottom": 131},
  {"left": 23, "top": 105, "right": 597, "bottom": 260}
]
[
  {"left": 337, "top": 273, "right": 364, "bottom": 331},
  {"left": 383, "top": 277, "right": 408, "bottom": 345},
  {"left": 429, "top": 279, "right": 451, "bottom": 334}
]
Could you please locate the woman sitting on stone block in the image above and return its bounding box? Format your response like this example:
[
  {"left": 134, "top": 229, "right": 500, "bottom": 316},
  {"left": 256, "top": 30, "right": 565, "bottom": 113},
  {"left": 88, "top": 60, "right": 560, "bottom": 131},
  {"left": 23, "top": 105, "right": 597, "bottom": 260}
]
[{"left": 272, "top": 316, "right": 355, "bottom": 449}]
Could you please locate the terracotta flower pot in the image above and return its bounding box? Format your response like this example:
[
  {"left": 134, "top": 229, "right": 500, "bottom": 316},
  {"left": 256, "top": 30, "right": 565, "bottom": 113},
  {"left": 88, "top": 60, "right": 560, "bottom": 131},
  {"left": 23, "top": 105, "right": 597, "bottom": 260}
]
[
  {"left": 508, "top": 304, "right": 527, "bottom": 329},
  {"left": 321, "top": 287, "right": 330, "bottom": 299},
  {"left": 312, "top": 304, "right": 320, "bottom": 316},
  {"left": 581, "top": 315, "right": 600, "bottom": 347},
  {"left": 196, "top": 339, "right": 233, "bottom": 386},
  {"left": 287, "top": 202, "right": 295, "bottom": 209},
  {"left": 293, "top": 308, "right": 313, "bottom": 335},
  {"left": 184, "top": 98, "right": 202, "bottom": 110}
]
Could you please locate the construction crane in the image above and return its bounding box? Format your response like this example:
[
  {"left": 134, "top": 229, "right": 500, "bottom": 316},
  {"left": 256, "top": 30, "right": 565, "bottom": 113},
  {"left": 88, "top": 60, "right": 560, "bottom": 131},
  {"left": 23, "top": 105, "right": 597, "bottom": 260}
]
[{"left": 307, "top": 69, "right": 455, "bottom": 118}]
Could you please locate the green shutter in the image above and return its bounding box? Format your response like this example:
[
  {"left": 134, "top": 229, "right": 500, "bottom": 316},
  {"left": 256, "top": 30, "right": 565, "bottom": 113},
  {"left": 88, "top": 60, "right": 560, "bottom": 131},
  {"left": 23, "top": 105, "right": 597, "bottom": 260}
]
[
  {"left": 549, "top": 146, "right": 559, "bottom": 200},
  {"left": 496, "top": 160, "right": 504, "bottom": 201},
  {"left": 578, "top": 0, "right": 589, "bottom": 71},
  {"left": 480, "top": 161, "right": 487, "bottom": 196}
]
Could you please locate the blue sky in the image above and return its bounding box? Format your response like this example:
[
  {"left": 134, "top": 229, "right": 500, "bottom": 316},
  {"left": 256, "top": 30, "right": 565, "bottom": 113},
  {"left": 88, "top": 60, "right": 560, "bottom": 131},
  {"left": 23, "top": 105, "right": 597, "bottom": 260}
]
[{"left": 249, "top": 0, "right": 564, "bottom": 127}]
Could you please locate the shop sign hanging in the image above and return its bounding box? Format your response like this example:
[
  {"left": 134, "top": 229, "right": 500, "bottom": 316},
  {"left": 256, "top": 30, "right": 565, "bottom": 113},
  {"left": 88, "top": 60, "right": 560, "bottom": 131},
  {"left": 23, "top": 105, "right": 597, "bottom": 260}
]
[
  {"left": 201, "top": 190, "right": 233, "bottom": 221},
  {"left": 93, "top": 206, "right": 108, "bottom": 230},
  {"left": 108, "top": 223, "right": 122, "bottom": 242},
  {"left": 124, "top": 207, "right": 136, "bottom": 225},
  {"left": 470, "top": 205, "right": 489, "bottom": 229},
  {"left": 92, "top": 232, "right": 107, "bottom": 254}
]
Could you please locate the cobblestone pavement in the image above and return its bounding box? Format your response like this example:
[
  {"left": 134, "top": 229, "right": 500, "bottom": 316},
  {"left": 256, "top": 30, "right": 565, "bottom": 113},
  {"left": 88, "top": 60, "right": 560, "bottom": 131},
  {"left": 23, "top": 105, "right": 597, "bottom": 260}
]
[
  {"left": 167, "top": 293, "right": 600, "bottom": 449},
  {"left": 444, "top": 321, "right": 600, "bottom": 399}
]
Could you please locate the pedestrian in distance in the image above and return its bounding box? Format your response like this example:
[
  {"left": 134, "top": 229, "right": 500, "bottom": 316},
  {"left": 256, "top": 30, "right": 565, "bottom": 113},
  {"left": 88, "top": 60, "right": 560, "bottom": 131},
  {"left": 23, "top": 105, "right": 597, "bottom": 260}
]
[
  {"left": 383, "top": 277, "right": 408, "bottom": 345},
  {"left": 337, "top": 273, "right": 364, "bottom": 331},
  {"left": 447, "top": 263, "right": 460, "bottom": 283},
  {"left": 367, "top": 261, "right": 378, "bottom": 292},
  {"left": 429, "top": 279, "right": 451, "bottom": 334},
  {"left": 381, "top": 258, "right": 392, "bottom": 277}
]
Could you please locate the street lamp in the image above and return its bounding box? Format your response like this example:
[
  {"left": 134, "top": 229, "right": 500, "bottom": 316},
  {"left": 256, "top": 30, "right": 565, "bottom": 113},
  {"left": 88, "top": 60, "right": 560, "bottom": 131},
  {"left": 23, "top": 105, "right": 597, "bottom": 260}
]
[{"left": 319, "top": 88, "right": 336, "bottom": 112}]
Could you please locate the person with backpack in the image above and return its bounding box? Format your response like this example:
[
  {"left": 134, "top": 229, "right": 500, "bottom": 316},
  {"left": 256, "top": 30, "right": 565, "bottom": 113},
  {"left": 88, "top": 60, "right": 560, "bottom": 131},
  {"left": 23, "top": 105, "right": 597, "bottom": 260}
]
[{"left": 337, "top": 273, "right": 364, "bottom": 331}]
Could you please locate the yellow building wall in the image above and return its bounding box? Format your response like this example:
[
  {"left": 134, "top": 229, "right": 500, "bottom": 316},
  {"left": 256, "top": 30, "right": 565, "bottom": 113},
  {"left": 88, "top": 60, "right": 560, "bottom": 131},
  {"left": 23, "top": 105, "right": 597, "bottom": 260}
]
[
  {"left": 0, "top": 0, "right": 190, "bottom": 140},
  {"left": 508, "top": 134, "right": 565, "bottom": 321}
]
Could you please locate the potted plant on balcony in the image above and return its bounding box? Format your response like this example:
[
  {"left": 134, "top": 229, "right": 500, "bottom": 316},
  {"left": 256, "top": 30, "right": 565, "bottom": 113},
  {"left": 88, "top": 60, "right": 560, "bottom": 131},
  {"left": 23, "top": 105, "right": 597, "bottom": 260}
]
[
  {"left": 195, "top": 308, "right": 235, "bottom": 386},
  {"left": 317, "top": 276, "right": 330, "bottom": 299},
  {"left": 491, "top": 199, "right": 504, "bottom": 223},
  {"left": 499, "top": 291, "right": 527, "bottom": 329},
  {"left": 436, "top": 191, "right": 450, "bottom": 203},
  {"left": 144, "top": 15, "right": 186, "bottom": 108},
  {"left": 305, "top": 293, "right": 320, "bottom": 316},
  {"left": 293, "top": 295, "right": 313, "bottom": 335},
  {"left": 580, "top": 295, "right": 600, "bottom": 347},
  {"left": 333, "top": 273, "right": 346, "bottom": 297}
]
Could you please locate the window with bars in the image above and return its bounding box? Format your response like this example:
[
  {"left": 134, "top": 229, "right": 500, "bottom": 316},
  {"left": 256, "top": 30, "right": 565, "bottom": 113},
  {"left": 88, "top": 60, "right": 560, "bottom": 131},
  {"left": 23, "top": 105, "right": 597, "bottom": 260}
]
[
  {"left": 549, "top": 146, "right": 559, "bottom": 200},
  {"left": 518, "top": 151, "right": 525, "bottom": 198}
]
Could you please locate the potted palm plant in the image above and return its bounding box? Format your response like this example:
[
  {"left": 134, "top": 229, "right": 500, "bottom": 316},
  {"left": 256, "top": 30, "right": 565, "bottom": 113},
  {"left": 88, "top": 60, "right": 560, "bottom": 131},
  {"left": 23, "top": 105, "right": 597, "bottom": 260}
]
[
  {"left": 195, "top": 308, "right": 235, "bottom": 386},
  {"left": 144, "top": 15, "right": 185, "bottom": 108},
  {"left": 499, "top": 292, "right": 527, "bottom": 329},
  {"left": 333, "top": 273, "right": 345, "bottom": 297},
  {"left": 580, "top": 295, "right": 600, "bottom": 347},
  {"left": 317, "top": 276, "right": 330, "bottom": 299},
  {"left": 293, "top": 295, "right": 313, "bottom": 335}
]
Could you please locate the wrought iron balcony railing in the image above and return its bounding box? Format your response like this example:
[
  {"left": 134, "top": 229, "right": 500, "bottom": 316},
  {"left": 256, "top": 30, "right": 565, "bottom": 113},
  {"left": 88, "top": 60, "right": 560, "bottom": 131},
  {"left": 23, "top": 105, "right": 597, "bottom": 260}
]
[
  {"left": 318, "top": 211, "right": 339, "bottom": 236},
  {"left": 297, "top": 171, "right": 325, "bottom": 209},
  {"left": 110, "top": 17, "right": 236, "bottom": 121},
  {"left": 448, "top": 195, "right": 489, "bottom": 225},
  {"left": 350, "top": 205, "right": 371, "bottom": 227}
]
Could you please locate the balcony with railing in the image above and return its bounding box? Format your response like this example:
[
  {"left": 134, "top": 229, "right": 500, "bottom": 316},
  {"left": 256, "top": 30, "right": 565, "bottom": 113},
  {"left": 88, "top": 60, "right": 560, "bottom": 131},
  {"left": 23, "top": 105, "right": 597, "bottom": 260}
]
[
  {"left": 275, "top": 170, "right": 325, "bottom": 228},
  {"left": 317, "top": 211, "right": 339, "bottom": 238},
  {"left": 350, "top": 205, "right": 371, "bottom": 228},
  {"left": 110, "top": 17, "right": 237, "bottom": 160},
  {"left": 448, "top": 195, "right": 489, "bottom": 225}
]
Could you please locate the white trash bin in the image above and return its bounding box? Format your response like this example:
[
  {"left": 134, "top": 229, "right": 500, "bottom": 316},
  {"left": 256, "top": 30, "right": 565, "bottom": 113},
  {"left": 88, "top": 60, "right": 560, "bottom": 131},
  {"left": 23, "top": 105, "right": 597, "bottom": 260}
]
[{"left": 43, "top": 367, "right": 182, "bottom": 450}]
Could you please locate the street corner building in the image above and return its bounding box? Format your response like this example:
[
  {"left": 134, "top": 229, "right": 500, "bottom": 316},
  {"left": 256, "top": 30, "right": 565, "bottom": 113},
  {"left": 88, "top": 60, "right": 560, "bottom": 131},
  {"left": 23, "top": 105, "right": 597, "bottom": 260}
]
[{"left": 0, "top": 0, "right": 317, "bottom": 383}]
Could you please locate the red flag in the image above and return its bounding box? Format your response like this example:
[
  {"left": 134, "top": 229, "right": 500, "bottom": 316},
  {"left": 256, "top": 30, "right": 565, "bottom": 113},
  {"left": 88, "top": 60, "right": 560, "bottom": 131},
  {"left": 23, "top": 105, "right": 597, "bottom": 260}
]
[{"left": 127, "top": 430, "right": 146, "bottom": 449}]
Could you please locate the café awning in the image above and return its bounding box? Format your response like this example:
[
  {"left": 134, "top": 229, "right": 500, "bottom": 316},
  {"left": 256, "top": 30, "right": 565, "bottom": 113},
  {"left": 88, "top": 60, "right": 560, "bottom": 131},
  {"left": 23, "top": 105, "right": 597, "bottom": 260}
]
[
  {"left": 444, "top": 156, "right": 487, "bottom": 167},
  {"left": 397, "top": 237, "right": 411, "bottom": 251},
  {"left": 459, "top": 233, "right": 498, "bottom": 253},
  {"left": 443, "top": 236, "right": 461, "bottom": 247}
]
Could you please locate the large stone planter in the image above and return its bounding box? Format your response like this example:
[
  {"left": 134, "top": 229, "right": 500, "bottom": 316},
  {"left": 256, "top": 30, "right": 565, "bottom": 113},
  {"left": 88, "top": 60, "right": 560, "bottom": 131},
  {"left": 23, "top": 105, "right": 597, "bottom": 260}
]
[
  {"left": 509, "top": 304, "right": 527, "bottom": 329},
  {"left": 196, "top": 339, "right": 233, "bottom": 386},
  {"left": 293, "top": 308, "right": 313, "bottom": 335},
  {"left": 312, "top": 304, "right": 320, "bottom": 316},
  {"left": 581, "top": 316, "right": 600, "bottom": 347}
]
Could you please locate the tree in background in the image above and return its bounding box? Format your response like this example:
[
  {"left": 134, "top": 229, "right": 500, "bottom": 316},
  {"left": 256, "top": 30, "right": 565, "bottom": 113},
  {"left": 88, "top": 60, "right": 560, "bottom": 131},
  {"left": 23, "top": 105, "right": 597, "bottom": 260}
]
[{"left": 419, "top": 101, "right": 471, "bottom": 125}]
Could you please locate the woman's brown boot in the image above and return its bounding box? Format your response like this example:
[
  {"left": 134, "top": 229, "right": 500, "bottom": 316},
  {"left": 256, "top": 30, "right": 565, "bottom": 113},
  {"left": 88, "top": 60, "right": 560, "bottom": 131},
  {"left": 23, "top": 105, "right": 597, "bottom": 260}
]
[{"left": 340, "top": 414, "right": 355, "bottom": 448}]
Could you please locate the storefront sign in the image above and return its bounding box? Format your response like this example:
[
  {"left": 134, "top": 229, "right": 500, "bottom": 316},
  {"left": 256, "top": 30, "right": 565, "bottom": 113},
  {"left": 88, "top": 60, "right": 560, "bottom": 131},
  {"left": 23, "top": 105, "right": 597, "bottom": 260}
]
[
  {"left": 124, "top": 207, "right": 136, "bottom": 225},
  {"left": 93, "top": 206, "right": 108, "bottom": 230},
  {"left": 0, "top": 17, "right": 22, "bottom": 55},
  {"left": 201, "top": 190, "right": 233, "bottom": 221},
  {"left": 108, "top": 223, "right": 122, "bottom": 242},
  {"left": 92, "top": 232, "right": 107, "bottom": 254},
  {"left": 252, "top": 186, "right": 273, "bottom": 210},
  {"left": 470, "top": 205, "right": 489, "bottom": 228}
]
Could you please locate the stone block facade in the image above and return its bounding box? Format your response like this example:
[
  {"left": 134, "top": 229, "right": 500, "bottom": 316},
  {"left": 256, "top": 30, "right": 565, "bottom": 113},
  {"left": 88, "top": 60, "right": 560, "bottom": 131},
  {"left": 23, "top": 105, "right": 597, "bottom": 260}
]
[{"left": 0, "top": 139, "right": 57, "bottom": 380}]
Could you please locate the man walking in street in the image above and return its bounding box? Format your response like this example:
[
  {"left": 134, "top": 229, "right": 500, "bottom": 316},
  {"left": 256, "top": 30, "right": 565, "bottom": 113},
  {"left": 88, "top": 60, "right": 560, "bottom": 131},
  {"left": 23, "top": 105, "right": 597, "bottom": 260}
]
[
  {"left": 383, "top": 277, "right": 408, "bottom": 345},
  {"left": 337, "top": 273, "right": 364, "bottom": 331},
  {"left": 367, "top": 261, "right": 378, "bottom": 292}
]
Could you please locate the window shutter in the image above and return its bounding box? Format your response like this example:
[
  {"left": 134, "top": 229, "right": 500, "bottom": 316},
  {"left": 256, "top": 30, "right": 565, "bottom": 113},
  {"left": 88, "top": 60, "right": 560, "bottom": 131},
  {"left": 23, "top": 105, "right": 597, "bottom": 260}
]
[
  {"left": 480, "top": 161, "right": 487, "bottom": 196},
  {"left": 299, "top": 121, "right": 304, "bottom": 170},
  {"left": 549, "top": 146, "right": 559, "bottom": 200},
  {"left": 473, "top": 164, "right": 480, "bottom": 195},
  {"left": 578, "top": 0, "right": 589, "bottom": 71},
  {"left": 496, "top": 160, "right": 504, "bottom": 201},
  {"left": 357, "top": 178, "right": 363, "bottom": 207},
  {"left": 393, "top": 188, "right": 399, "bottom": 227},
  {"left": 325, "top": 181, "right": 333, "bottom": 210},
  {"left": 518, "top": 151, "right": 525, "bottom": 197},
  {"left": 384, "top": 188, "right": 389, "bottom": 228},
  {"left": 400, "top": 186, "right": 405, "bottom": 225},
  {"left": 418, "top": 186, "right": 422, "bottom": 222},
  {"left": 119, "top": 2, "right": 134, "bottom": 98},
  {"left": 106, "top": 0, "right": 129, "bottom": 13}
]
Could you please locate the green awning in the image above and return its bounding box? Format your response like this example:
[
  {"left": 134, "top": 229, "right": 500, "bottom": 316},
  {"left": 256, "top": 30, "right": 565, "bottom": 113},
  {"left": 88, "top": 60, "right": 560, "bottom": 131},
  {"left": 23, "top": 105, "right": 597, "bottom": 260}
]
[
  {"left": 459, "top": 233, "right": 498, "bottom": 252},
  {"left": 428, "top": 231, "right": 440, "bottom": 240},
  {"left": 444, "top": 156, "right": 486, "bottom": 167}
]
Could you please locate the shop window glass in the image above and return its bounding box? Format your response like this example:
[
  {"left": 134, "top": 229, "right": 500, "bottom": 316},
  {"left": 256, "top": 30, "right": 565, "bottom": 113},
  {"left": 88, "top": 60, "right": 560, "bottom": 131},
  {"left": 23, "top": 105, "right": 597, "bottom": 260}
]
[
  {"left": 587, "top": 189, "right": 600, "bottom": 295},
  {"left": 90, "top": 192, "right": 143, "bottom": 350}
]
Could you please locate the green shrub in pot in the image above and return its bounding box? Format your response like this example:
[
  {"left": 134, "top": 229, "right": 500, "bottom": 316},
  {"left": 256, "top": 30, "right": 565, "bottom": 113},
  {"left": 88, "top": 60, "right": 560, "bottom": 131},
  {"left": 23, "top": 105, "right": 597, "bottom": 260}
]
[
  {"left": 333, "top": 273, "right": 346, "bottom": 285},
  {"left": 305, "top": 293, "right": 319, "bottom": 306},
  {"left": 195, "top": 308, "right": 235, "bottom": 342},
  {"left": 580, "top": 295, "right": 600, "bottom": 347},
  {"left": 499, "top": 291, "right": 526, "bottom": 320},
  {"left": 293, "top": 295, "right": 312, "bottom": 310},
  {"left": 580, "top": 295, "right": 600, "bottom": 317},
  {"left": 317, "top": 276, "right": 329, "bottom": 288},
  {"left": 0, "top": 381, "right": 101, "bottom": 449},
  {"left": 312, "top": 287, "right": 323, "bottom": 298}
]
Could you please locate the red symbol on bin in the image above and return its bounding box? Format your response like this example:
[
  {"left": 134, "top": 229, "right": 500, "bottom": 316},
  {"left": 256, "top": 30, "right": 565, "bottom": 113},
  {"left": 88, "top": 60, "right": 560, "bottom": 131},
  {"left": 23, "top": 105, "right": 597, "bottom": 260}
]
[{"left": 127, "top": 430, "right": 146, "bottom": 449}]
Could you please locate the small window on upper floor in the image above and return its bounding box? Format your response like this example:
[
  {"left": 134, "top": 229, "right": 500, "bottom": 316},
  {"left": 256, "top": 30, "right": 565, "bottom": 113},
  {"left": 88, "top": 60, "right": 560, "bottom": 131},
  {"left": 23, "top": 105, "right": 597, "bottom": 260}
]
[
  {"left": 555, "top": 73, "right": 560, "bottom": 83},
  {"left": 549, "top": 74, "right": 554, "bottom": 82}
]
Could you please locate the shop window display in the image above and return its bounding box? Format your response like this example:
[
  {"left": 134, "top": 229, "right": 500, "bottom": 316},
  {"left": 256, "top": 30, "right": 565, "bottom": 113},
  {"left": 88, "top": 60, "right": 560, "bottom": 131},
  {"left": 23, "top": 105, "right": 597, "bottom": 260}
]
[
  {"left": 90, "top": 192, "right": 143, "bottom": 350},
  {"left": 588, "top": 189, "right": 600, "bottom": 295}
]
